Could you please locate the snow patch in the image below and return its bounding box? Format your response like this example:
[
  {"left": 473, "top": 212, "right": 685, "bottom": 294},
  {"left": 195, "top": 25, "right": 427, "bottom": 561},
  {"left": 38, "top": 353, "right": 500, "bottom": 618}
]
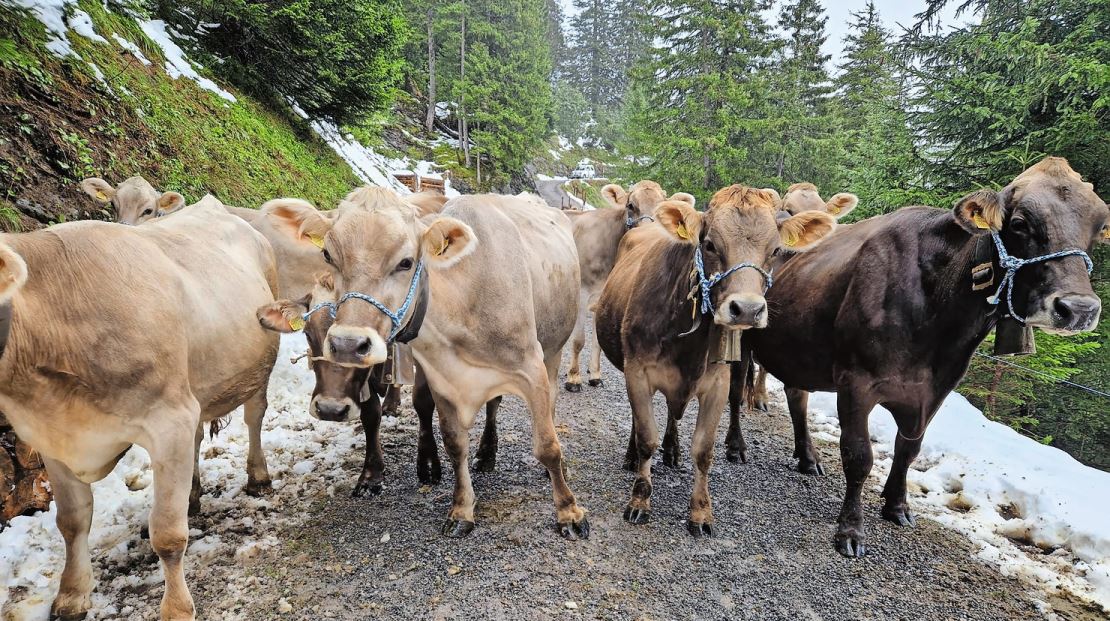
[
  {"left": 109, "top": 33, "right": 150, "bottom": 65},
  {"left": 67, "top": 9, "right": 106, "bottom": 44},
  {"left": 138, "top": 20, "right": 237, "bottom": 103},
  {"left": 10, "top": 0, "right": 77, "bottom": 57}
]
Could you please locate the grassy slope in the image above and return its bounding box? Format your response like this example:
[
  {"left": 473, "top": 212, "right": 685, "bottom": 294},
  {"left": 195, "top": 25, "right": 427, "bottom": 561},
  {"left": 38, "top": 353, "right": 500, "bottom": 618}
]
[{"left": 0, "top": 0, "right": 358, "bottom": 230}]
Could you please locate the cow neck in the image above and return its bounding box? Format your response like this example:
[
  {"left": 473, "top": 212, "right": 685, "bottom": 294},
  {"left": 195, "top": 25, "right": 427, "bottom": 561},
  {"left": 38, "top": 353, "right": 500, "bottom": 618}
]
[{"left": 930, "top": 217, "right": 1004, "bottom": 348}]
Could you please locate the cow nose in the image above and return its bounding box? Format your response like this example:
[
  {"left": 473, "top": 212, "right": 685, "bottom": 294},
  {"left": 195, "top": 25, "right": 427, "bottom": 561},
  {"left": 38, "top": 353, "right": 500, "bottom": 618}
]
[
  {"left": 313, "top": 398, "right": 352, "bottom": 422},
  {"left": 1053, "top": 294, "right": 1102, "bottom": 330},
  {"left": 728, "top": 298, "right": 767, "bottom": 327}
]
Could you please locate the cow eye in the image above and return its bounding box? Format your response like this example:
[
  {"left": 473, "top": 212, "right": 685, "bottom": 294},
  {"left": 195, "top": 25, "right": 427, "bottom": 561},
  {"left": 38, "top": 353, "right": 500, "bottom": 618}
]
[
  {"left": 704, "top": 239, "right": 717, "bottom": 254},
  {"left": 772, "top": 247, "right": 783, "bottom": 257},
  {"left": 1010, "top": 217, "right": 1029, "bottom": 233},
  {"left": 141, "top": 208, "right": 153, "bottom": 217},
  {"left": 322, "top": 248, "right": 333, "bottom": 265},
  {"left": 396, "top": 257, "right": 414, "bottom": 272}
]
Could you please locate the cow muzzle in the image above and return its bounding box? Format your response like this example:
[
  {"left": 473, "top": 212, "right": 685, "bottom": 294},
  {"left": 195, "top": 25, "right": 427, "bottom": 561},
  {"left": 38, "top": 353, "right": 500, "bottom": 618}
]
[
  {"left": 311, "top": 395, "right": 359, "bottom": 422},
  {"left": 715, "top": 293, "right": 767, "bottom": 329},
  {"left": 1031, "top": 293, "right": 1102, "bottom": 334},
  {"left": 325, "top": 324, "right": 388, "bottom": 368}
]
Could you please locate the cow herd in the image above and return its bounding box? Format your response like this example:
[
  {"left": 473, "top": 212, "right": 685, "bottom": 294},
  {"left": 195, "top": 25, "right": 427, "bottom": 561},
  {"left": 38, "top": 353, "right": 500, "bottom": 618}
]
[{"left": 0, "top": 156, "right": 1106, "bottom": 619}]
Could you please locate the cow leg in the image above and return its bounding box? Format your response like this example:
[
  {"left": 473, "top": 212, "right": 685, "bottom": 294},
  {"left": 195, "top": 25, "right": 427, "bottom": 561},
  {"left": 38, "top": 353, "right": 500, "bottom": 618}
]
[
  {"left": 189, "top": 423, "right": 203, "bottom": 516},
  {"left": 473, "top": 396, "right": 502, "bottom": 473},
  {"left": 587, "top": 317, "right": 604, "bottom": 387},
  {"left": 564, "top": 302, "right": 587, "bottom": 392},
  {"left": 753, "top": 365, "right": 770, "bottom": 411},
  {"left": 528, "top": 351, "right": 589, "bottom": 540},
  {"left": 623, "top": 366, "right": 658, "bottom": 526},
  {"left": 660, "top": 398, "right": 685, "bottom": 469},
  {"left": 414, "top": 368, "right": 442, "bottom": 485},
  {"left": 623, "top": 416, "right": 638, "bottom": 471},
  {"left": 787, "top": 388, "right": 824, "bottom": 475},
  {"left": 243, "top": 387, "right": 272, "bottom": 496},
  {"left": 145, "top": 409, "right": 200, "bottom": 620},
  {"left": 688, "top": 369, "right": 727, "bottom": 537},
  {"left": 834, "top": 388, "right": 877, "bottom": 558},
  {"left": 352, "top": 392, "right": 385, "bottom": 497},
  {"left": 44, "top": 457, "right": 94, "bottom": 621},
  {"left": 725, "top": 362, "right": 749, "bottom": 463},
  {"left": 381, "top": 384, "right": 402, "bottom": 417},
  {"left": 438, "top": 398, "right": 477, "bottom": 537},
  {"left": 879, "top": 401, "right": 934, "bottom": 527}
]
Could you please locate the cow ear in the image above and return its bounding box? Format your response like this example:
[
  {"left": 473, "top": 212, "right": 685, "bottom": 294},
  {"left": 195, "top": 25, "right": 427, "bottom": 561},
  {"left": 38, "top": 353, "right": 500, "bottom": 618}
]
[
  {"left": 314, "top": 271, "right": 335, "bottom": 291},
  {"left": 157, "top": 192, "right": 185, "bottom": 215},
  {"left": 778, "top": 210, "right": 837, "bottom": 251},
  {"left": 825, "top": 193, "right": 858, "bottom": 218},
  {"left": 261, "top": 198, "right": 333, "bottom": 248},
  {"left": 601, "top": 184, "right": 628, "bottom": 208},
  {"left": 0, "top": 243, "right": 28, "bottom": 303},
  {"left": 257, "top": 294, "right": 312, "bottom": 333},
  {"left": 422, "top": 217, "right": 478, "bottom": 269},
  {"left": 81, "top": 178, "right": 115, "bottom": 203},
  {"left": 667, "top": 192, "right": 696, "bottom": 208},
  {"left": 762, "top": 188, "right": 782, "bottom": 207},
  {"left": 655, "top": 200, "right": 703, "bottom": 244},
  {"left": 953, "top": 190, "right": 1003, "bottom": 234}
]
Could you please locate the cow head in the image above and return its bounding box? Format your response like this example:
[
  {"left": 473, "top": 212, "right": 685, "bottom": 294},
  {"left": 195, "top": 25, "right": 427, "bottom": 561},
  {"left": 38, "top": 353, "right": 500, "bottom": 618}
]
[
  {"left": 603, "top": 181, "right": 694, "bottom": 228},
  {"left": 0, "top": 243, "right": 27, "bottom": 361},
  {"left": 780, "top": 182, "right": 858, "bottom": 220},
  {"left": 265, "top": 186, "right": 473, "bottom": 368},
  {"left": 954, "top": 157, "right": 1107, "bottom": 334},
  {"left": 257, "top": 273, "right": 370, "bottom": 422},
  {"left": 81, "top": 176, "right": 185, "bottom": 225},
  {"left": 658, "top": 185, "right": 837, "bottom": 329}
]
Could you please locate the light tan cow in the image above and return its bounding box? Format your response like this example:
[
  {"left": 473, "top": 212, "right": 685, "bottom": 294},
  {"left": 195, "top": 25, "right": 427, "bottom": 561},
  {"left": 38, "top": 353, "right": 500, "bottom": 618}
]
[
  {"left": 81, "top": 175, "right": 185, "bottom": 225},
  {"left": 0, "top": 197, "right": 279, "bottom": 620},
  {"left": 262, "top": 188, "right": 590, "bottom": 539},
  {"left": 779, "top": 182, "right": 858, "bottom": 219},
  {"left": 563, "top": 181, "right": 695, "bottom": 391}
]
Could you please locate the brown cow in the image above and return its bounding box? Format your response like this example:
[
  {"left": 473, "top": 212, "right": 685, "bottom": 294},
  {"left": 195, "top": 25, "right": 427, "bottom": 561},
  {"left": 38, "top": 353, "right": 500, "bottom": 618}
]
[
  {"left": 595, "top": 186, "right": 836, "bottom": 536},
  {"left": 257, "top": 273, "right": 502, "bottom": 494},
  {"left": 81, "top": 175, "right": 185, "bottom": 225},
  {"left": 747, "top": 157, "right": 1107, "bottom": 557},
  {"left": 264, "top": 188, "right": 589, "bottom": 539},
  {"left": 563, "top": 181, "right": 695, "bottom": 391},
  {"left": 0, "top": 198, "right": 279, "bottom": 620}
]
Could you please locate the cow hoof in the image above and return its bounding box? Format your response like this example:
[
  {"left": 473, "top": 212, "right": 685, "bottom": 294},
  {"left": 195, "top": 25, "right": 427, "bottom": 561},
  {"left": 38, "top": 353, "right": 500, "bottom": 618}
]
[
  {"left": 661, "top": 449, "right": 681, "bottom": 469},
  {"left": 244, "top": 480, "right": 273, "bottom": 497},
  {"left": 351, "top": 481, "right": 383, "bottom": 498},
  {"left": 798, "top": 461, "right": 825, "bottom": 476},
  {"left": 50, "top": 610, "right": 89, "bottom": 621},
  {"left": 418, "top": 461, "right": 443, "bottom": 485},
  {"left": 881, "top": 505, "right": 916, "bottom": 527},
  {"left": 834, "top": 532, "right": 868, "bottom": 558},
  {"left": 441, "top": 519, "right": 475, "bottom": 538},
  {"left": 557, "top": 517, "right": 590, "bottom": 541},
  {"left": 588, "top": 378, "right": 604, "bottom": 387},
  {"left": 686, "top": 521, "right": 715, "bottom": 538},
  {"left": 621, "top": 457, "right": 637, "bottom": 472},
  {"left": 754, "top": 400, "right": 769, "bottom": 412},
  {"left": 564, "top": 382, "right": 582, "bottom": 393},
  {"left": 473, "top": 455, "right": 496, "bottom": 473},
  {"left": 622, "top": 505, "right": 651, "bottom": 525},
  {"left": 50, "top": 594, "right": 91, "bottom": 621},
  {"left": 725, "top": 447, "right": 749, "bottom": 463}
]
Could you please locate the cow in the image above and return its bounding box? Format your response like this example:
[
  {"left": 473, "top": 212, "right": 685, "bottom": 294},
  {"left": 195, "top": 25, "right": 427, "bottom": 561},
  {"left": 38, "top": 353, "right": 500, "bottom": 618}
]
[
  {"left": 563, "top": 181, "right": 695, "bottom": 392},
  {"left": 778, "top": 182, "right": 859, "bottom": 218},
  {"left": 257, "top": 272, "right": 502, "bottom": 494},
  {"left": 0, "top": 197, "right": 279, "bottom": 620},
  {"left": 595, "top": 185, "right": 837, "bottom": 536},
  {"left": 81, "top": 175, "right": 185, "bottom": 225},
  {"left": 263, "top": 188, "right": 589, "bottom": 539},
  {"left": 745, "top": 157, "right": 1107, "bottom": 557}
]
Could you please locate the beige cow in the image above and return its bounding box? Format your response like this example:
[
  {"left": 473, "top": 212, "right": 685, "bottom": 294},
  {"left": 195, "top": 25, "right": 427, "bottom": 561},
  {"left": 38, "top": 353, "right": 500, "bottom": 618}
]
[
  {"left": 563, "top": 181, "right": 694, "bottom": 391},
  {"left": 0, "top": 197, "right": 279, "bottom": 620},
  {"left": 81, "top": 175, "right": 185, "bottom": 225},
  {"left": 779, "top": 182, "right": 858, "bottom": 218},
  {"left": 262, "top": 188, "right": 590, "bottom": 539}
]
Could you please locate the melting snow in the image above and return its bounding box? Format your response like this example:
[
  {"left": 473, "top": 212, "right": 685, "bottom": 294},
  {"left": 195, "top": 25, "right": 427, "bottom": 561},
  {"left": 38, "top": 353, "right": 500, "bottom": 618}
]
[
  {"left": 9, "top": 0, "right": 77, "bottom": 57},
  {"left": 67, "top": 9, "right": 106, "bottom": 44},
  {"left": 109, "top": 33, "right": 150, "bottom": 66},
  {"left": 138, "top": 20, "right": 236, "bottom": 103}
]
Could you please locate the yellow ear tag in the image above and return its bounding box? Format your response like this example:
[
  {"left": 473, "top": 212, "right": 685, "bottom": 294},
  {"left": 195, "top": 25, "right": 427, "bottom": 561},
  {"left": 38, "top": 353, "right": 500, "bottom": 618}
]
[
  {"left": 288, "top": 316, "right": 305, "bottom": 331},
  {"left": 437, "top": 238, "right": 450, "bottom": 256},
  {"left": 972, "top": 214, "right": 990, "bottom": 230},
  {"left": 829, "top": 206, "right": 841, "bottom": 215},
  {"left": 784, "top": 233, "right": 798, "bottom": 248},
  {"left": 309, "top": 234, "right": 325, "bottom": 249},
  {"left": 95, "top": 190, "right": 107, "bottom": 201},
  {"left": 676, "top": 223, "right": 690, "bottom": 240},
  {"left": 1103, "top": 227, "right": 1110, "bottom": 240}
]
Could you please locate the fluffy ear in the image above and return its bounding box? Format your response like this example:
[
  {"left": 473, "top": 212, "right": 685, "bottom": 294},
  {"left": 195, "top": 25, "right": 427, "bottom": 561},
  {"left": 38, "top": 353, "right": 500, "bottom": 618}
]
[
  {"left": 261, "top": 198, "right": 333, "bottom": 248},
  {"left": 655, "top": 200, "right": 703, "bottom": 243},
  {"left": 157, "top": 191, "right": 186, "bottom": 215},
  {"left": 314, "top": 271, "right": 335, "bottom": 291},
  {"left": 667, "top": 192, "right": 696, "bottom": 207},
  {"left": 825, "top": 193, "right": 858, "bottom": 218},
  {"left": 80, "top": 177, "right": 115, "bottom": 203},
  {"left": 953, "top": 190, "right": 1003, "bottom": 234},
  {"left": 762, "top": 187, "right": 782, "bottom": 205},
  {"left": 257, "top": 294, "right": 312, "bottom": 333},
  {"left": 778, "top": 210, "right": 837, "bottom": 251},
  {"left": 601, "top": 184, "right": 628, "bottom": 208},
  {"left": 0, "top": 243, "right": 29, "bottom": 303},
  {"left": 422, "top": 217, "right": 478, "bottom": 269}
]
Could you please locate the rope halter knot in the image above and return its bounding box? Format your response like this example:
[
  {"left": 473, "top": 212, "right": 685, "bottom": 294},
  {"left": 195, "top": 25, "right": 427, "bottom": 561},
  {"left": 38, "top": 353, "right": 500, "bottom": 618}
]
[
  {"left": 691, "top": 245, "right": 774, "bottom": 316},
  {"left": 986, "top": 231, "right": 1093, "bottom": 323},
  {"left": 301, "top": 260, "right": 427, "bottom": 342}
]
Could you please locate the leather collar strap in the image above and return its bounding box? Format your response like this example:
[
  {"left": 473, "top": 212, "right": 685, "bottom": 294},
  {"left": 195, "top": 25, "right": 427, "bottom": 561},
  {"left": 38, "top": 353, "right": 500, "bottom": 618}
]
[
  {"left": 393, "top": 271, "right": 429, "bottom": 344},
  {"left": 970, "top": 234, "right": 995, "bottom": 292},
  {"left": 0, "top": 301, "right": 11, "bottom": 360}
]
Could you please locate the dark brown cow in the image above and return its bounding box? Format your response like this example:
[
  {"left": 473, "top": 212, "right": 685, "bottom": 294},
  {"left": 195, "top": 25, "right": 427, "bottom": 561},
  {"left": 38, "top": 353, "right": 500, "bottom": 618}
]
[
  {"left": 747, "top": 157, "right": 1107, "bottom": 557},
  {"left": 258, "top": 274, "right": 501, "bottom": 494},
  {"left": 595, "top": 186, "right": 836, "bottom": 536}
]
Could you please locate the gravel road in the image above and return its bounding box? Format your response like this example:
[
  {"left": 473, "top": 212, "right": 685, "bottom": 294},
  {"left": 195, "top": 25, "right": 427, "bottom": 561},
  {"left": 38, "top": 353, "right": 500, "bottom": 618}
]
[{"left": 535, "top": 179, "right": 578, "bottom": 210}]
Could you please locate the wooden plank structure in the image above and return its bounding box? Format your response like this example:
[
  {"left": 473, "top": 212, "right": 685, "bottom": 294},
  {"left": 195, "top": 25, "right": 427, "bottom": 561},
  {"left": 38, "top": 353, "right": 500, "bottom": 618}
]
[
  {"left": 392, "top": 171, "right": 447, "bottom": 194},
  {"left": 0, "top": 413, "right": 51, "bottom": 523}
]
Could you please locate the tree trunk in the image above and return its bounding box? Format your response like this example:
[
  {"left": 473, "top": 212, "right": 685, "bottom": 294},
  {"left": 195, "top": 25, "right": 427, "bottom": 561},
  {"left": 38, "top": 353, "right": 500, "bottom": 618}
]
[
  {"left": 459, "top": 6, "right": 470, "bottom": 167},
  {"left": 425, "top": 7, "right": 436, "bottom": 134},
  {"left": 986, "top": 361, "right": 1004, "bottom": 416}
]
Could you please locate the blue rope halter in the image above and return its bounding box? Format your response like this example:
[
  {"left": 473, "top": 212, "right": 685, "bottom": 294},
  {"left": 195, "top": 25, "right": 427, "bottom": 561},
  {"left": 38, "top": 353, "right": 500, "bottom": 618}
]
[
  {"left": 626, "top": 215, "right": 654, "bottom": 228},
  {"left": 302, "top": 261, "right": 426, "bottom": 342},
  {"left": 691, "top": 245, "right": 774, "bottom": 315},
  {"left": 986, "top": 231, "right": 1092, "bottom": 323}
]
